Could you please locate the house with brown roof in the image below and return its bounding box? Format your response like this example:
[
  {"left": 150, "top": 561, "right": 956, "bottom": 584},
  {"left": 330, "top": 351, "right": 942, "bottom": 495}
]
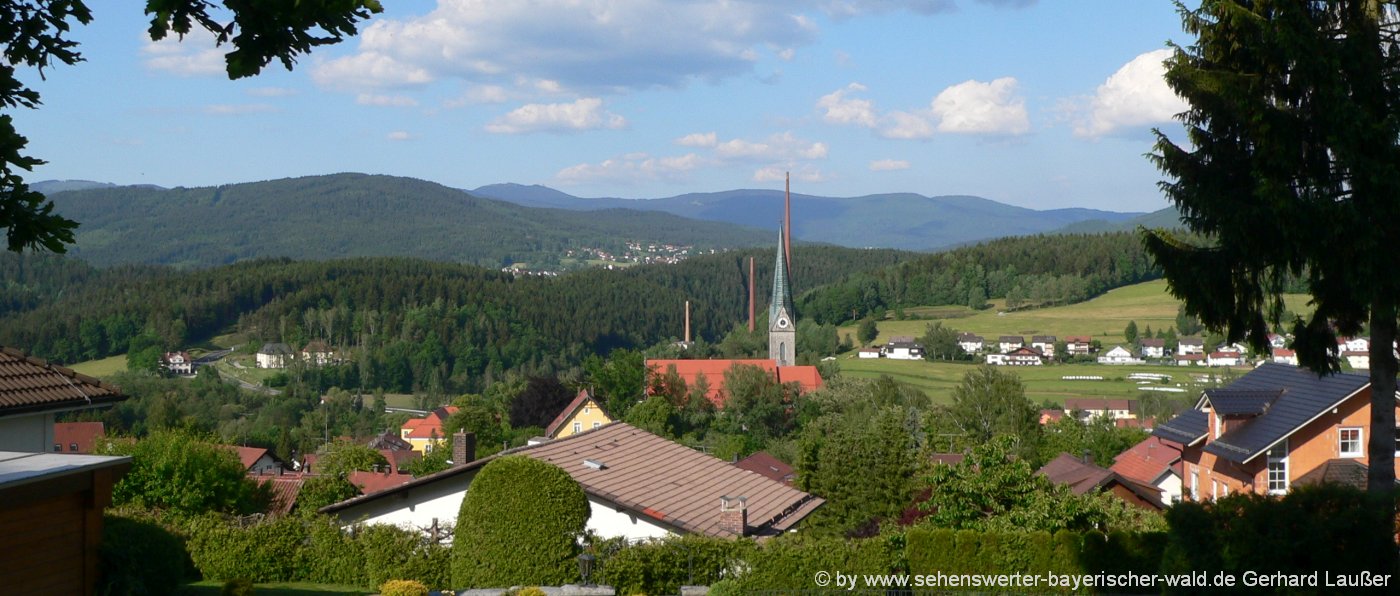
[
  {"left": 1064, "top": 336, "right": 1093, "bottom": 356},
  {"left": 52, "top": 421, "right": 106, "bottom": 454},
  {"left": 1065, "top": 398, "right": 1136, "bottom": 421},
  {"left": 1037, "top": 453, "right": 1165, "bottom": 510},
  {"left": 1109, "top": 436, "right": 1183, "bottom": 504},
  {"left": 0, "top": 347, "right": 127, "bottom": 453},
  {"left": 733, "top": 451, "right": 795, "bottom": 485},
  {"left": 321, "top": 423, "right": 823, "bottom": 541},
  {"left": 161, "top": 351, "right": 194, "bottom": 375},
  {"left": 232, "top": 446, "right": 284, "bottom": 475},
  {"left": 544, "top": 389, "right": 613, "bottom": 439},
  {"left": 301, "top": 340, "right": 338, "bottom": 366},
  {"left": 645, "top": 359, "right": 823, "bottom": 408},
  {"left": 1139, "top": 338, "right": 1167, "bottom": 359},
  {"left": 399, "top": 406, "right": 459, "bottom": 454},
  {"left": 1151, "top": 363, "right": 1399, "bottom": 501},
  {"left": 1030, "top": 335, "right": 1057, "bottom": 358},
  {"left": 986, "top": 346, "right": 1043, "bottom": 366},
  {"left": 997, "top": 336, "right": 1025, "bottom": 353}
]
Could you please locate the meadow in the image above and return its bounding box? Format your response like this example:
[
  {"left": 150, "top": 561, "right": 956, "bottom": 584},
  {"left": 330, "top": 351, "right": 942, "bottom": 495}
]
[{"left": 69, "top": 354, "right": 128, "bottom": 378}]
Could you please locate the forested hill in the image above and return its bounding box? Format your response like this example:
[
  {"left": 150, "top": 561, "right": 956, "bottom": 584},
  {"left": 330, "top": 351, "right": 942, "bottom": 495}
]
[
  {"left": 0, "top": 245, "right": 911, "bottom": 392},
  {"left": 45, "top": 173, "right": 774, "bottom": 269}
]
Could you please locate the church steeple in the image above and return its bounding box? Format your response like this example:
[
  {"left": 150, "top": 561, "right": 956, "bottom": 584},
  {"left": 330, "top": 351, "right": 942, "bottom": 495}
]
[{"left": 768, "top": 225, "right": 796, "bottom": 366}]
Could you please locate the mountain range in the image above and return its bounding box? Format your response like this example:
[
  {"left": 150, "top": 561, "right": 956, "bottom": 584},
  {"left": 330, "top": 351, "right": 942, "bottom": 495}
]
[
  {"left": 471, "top": 183, "right": 1178, "bottom": 250},
  {"left": 37, "top": 173, "right": 1183, "bottom": 269}
]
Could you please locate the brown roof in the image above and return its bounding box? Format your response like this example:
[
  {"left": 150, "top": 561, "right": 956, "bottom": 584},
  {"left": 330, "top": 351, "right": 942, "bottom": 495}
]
[
  {"left": 234, "top": 446, "right": 270, "bottom": 470},
  {"left": 1294, "top": 459, "right": 1371, "bottom": 490},
  {"left": 348, "top": 470, "right": 414, "bottom": 495},
  {"left": 545, "top": 389, "right": 605, "bottom": 438},
  {"left": 0, "top": 347, "right": 126, "bottom": 417},
  {"left": 733, "top": 451, "right": 795, "bottom": 485},
  {"left": 52, "top": 421, "right": 105, "bottom": 454},
  {"left": 929, "top": 452, "right": 966, "bottom": 466},
  {"left": 1109, "top": 436, "right": 1180, "bottom": 486},
  {"left": 367, "top": 429, "right": 414, "bottom": 452},
  {"left": 1038, "top": 453, "right": 1164, "bottom": 509},
  {"left": 382, "top": 449, "right": 420, "bottom": 474},
  {"left": 255, "top": 475, "right": 305, "bottom": 516},
  {"left": 323, "top": 422, "right": 823, "bottom": 538}
]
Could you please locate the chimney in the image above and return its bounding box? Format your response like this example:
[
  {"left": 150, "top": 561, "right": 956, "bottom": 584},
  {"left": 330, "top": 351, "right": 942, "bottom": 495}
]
[
  {"left": 453, "top": 430, "right": 477, "bottom": 467},
  {"left": 748, "top": 257, "right": 755, "bottom": 332},
  {"left": 719, "top": 495, "right": 748, "bottom": 536},
  {"left": 684, "top": 300, "right": 691, "bottom": 345}
]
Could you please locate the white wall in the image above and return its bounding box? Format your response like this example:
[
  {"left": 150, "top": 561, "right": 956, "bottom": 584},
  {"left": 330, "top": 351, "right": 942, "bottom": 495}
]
[
  {"left": 0, "top": 414, "right": 53, "bottom": 453},
  {"left": 1158, "top": 472, "right": 1183, "bottom": 504},
  {"left": 587, "top": 498, "right": 673, "bottom": 541}
]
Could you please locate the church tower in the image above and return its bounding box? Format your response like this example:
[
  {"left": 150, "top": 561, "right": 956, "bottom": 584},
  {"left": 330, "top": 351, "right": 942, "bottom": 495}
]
[{"left": 768, "top": 226, "right": 796, "bottom": 366}]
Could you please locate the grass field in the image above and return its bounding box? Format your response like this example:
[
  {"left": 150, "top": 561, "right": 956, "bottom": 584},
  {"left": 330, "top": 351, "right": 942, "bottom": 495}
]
[
  {"left": 838, "top": 355, "right": 1240, "bottom": 406},
  {"left": 840, "top": 279, "right": 1314, "bottom": 347},
  {"left": 68, "top": 354, "right": 128, "bottom": 378},
  {"left": 213, "top": 354, "right": 283, "bottom": 385}
]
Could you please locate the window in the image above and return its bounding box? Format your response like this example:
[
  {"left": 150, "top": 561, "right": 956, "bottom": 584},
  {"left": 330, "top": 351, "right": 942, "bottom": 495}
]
[
  {"left": 52, "top": 444, "right": 61, "bottom": 452},
  {"left": 1221, "top": 483, "right": 1229, "bottom": 497},
  {"left": 584, "top": 405, "right": 591, "bottom": 414},
  {"left": 592, "top": 422, "right": 601, "bottom": 429},
  {"left": 1211, "top": 480, "right": 1218, "bottom": 501},
  {"left": 70, "top": 443, "right": 79, "bottom": 452},
  {"left": 573, "top": 422, "right": 582, "bottom": 434},
  {"left": 1190, "top": 466, "right": 1199, "bottom": 501},
  {"left": 1339, "top": 427, "right": 1362, "bottom": 458},
  {"left": 1267, "top": 440, "right": 1289, "bottom": 495},
  {"left": 1394, "top": 427, "right": 1400, "bottom": 456}
]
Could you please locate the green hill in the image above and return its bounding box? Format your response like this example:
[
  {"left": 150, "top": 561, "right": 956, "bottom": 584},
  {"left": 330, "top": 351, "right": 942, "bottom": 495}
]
[
  {"left": 1050, "top": 206, "right": 1184, "bottom": 234},
  {"left": 47, "top": 173, "right": 774, "bottom": 269}
]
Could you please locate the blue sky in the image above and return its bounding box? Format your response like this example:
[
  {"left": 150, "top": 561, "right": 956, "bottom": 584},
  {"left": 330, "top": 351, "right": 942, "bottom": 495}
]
[{"left": 17, "top": 1, "right": 1192, "bottom": 212}]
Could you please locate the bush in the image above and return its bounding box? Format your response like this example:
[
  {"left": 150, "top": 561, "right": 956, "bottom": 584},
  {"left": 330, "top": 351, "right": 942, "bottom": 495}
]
[
  {"left": 219, "top": 579, "right": 254, "bottom": 596},
  {"left": 98, "top": 510, "right": 195, "bottom": 595},
  {"left": 379, "top": 579, "right": 429, "bottom": 596},
  {"left": 186, "top": 514, "right": 308, "bottom": 582},
  {"left": 726, "top": 533, "right": 900, "bottom": 591},
  {"left": 452, "top": 456, "right": 590, "bottom": 587},
  {"left": 599, "top": 535, "right": 753, "bottom": 595}
]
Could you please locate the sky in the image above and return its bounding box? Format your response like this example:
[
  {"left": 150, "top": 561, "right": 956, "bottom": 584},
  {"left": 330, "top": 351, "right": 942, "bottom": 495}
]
[{"left": 17, "top": 1, "right": 1195, "bottom": 212}]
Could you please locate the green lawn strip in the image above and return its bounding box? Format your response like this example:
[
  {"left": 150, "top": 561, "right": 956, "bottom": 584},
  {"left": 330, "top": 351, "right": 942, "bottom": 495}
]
[{"left": 68, "top": 354, "right": 128, "bottom": 378}]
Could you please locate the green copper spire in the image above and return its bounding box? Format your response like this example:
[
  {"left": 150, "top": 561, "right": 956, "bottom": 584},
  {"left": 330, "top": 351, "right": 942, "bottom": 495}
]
[{"left": 770, "top": 225, "right": 793, "bottom": 323}]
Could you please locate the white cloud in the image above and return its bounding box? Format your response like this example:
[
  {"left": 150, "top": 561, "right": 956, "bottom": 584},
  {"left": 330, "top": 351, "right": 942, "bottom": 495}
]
[
  {"left": 1074, "top": 49, "right": 1185, "bottom": 138},
  {"left": 930, "top": 77, "right": 1030, "bottom": 135},
  {"left": 356, "top": 93, "right": 419, "bottom": 107},
  {"left": 817, "top": 83, "right": 878, "bottom": 127},
  {"left": 675, "top": 132, "right": 718, "bottom": 147},
  {"left": 143, "top": 31, "right": 224, "bottom": 76},
  {"left": 203, "top": 104, "right": 277, "bottom": 116},
  {"left": 870, "top": 159, "right": 911, "bottom": 171},
  {"left": 246, "top": 87, "right": 297, "bottom": 98},
  {"left": 387, "top": 131, "right": 413, "bottom": 141},
  {"left": 879, "top": 110, "right": 936, "bottom": 139},
  {"left": 311, "top": 52, "right": 434, "bottom": 90},
  {"left": 556, "top": 152, "right": 705, "bottom": 184},
  {"left": 822, "top": 1, "right": 956, "bottom": 18},
  {"left": 445, "top": 85, "right": 512, "bottom": 107},
  {"left": 484, "top": 98, "right": 626, "bottom": 134},
  {"left": 715, "top": 132, "right": 828, "bottom": 161}
]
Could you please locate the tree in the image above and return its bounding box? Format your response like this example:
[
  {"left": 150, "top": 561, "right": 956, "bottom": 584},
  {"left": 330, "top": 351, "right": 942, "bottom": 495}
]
[
  {"left": 797, "top": 405, "right": 920, "bottom": 536},
  {"left": 1147, "top": 0, "right": 1400, "bottom": 495},
  {"left": 297, "top": 474, "right": 359, "bottom": 512},
  {"left": 939, "top": 366, "right": 1040, "bottom": 458},
  {"left": 314, "top": 440, "right": 388, "bottom": 476},
  {"left": 0, "top": 1, "right": 381, "bottom": 254},
  {"left": 1123, "top": 321, "right": 1139, "bottom": 345},
  {"left": 452, "top": 456, "right": 589, "bottom": 587},
  {"left": 856, "top": 318, "right": 879, "bottom": 345},
  {"left": 920, "top": 321, "right": 963, "bottom": 361},
  {"left": 582, "top": 348, "right": 645, "bottom": 419},
  {"left": 99, "top": 429, "right": 268, "bottom": 515},
  {"left": 508, "top": 376, "right": 574, "bottom": 429}
]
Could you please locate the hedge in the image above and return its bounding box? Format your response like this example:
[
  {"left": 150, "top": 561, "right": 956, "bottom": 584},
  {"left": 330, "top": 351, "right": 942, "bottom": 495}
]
[
  {"left": 452, "top": 456, "right": 591, "bottom": 588},
  {"left": 906, "top": 528, "right": 1166, "bottom": 581},
  {"left": 98, "top": 510, "right": 197, "bottom": 595},
  {"left": 598, "top": 534, "right": 754, "bottom": 595}
]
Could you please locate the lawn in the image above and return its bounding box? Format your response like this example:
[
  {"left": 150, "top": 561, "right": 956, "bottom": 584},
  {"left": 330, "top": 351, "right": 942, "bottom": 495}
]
[
  {"left": 838, "top": 355, "right": 1240, "bottom": 406},
  {"left": 840, "top": 279, "right": 1314, "bottom": 348},
  {"left": 182, "top": 581, "right": 371, "bottom": 595},
  {"left": 213, "top": 354, "right": 283, "bottom": 385},
  {"left": 68, "top": 354, "right": 128, "bottom": 378}
]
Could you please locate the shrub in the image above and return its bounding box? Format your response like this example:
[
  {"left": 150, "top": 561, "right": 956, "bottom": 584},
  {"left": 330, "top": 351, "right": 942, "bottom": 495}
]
[
  {"left": 515, "top": 588, "right": 547, "bottom": 596},
  {"left": 726, "top": 533, "right": 899, "bottom": 591},
  {"left": 452, "top": 456, "right": 590, "bottom": 587},
  {"left": 185, "top": 514, "right": 308, "bottom": 582},
  {"left": 379, "top": 579, "right": 429, "bottom": 596},
  {"left": 599, "top": 535, "right": 753, "bottom": 595},
  {"left": 219, "top": 579, "right": 254, "bottom": 596},
  {"left": 98, "top": 510, "right": 195, "bottom": 595}
]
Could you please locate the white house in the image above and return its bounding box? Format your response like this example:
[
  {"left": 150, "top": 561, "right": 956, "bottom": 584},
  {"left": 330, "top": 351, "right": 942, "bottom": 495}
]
[
  {"left": 1339, "top": 337, "right": 1370, "bottom": 353},
  {"left": 883, "top": 337, "right": 924, "bottom": 360},
  {"left": 1207, "top": 351, "right": 1244, "bottom": 367},
  {"left": 1098, "top": 346, "right": 1144, "bottom": 365},
  {"left": 256, "top": 343, "right": 294, "bottom": 369},
  {"left": 1065, "top": 336, "right": 1093, "bottom": 356},
  {"left": 987, "top": 346, "right": 1044, "bottom": 366},
  {"left": 1271, "top": 348, "right": 1298, "bottom": 366},
  {"left": 857, "top": 348, "right": 882, "bottom": 359},
  {"left": 957, "top": 333, "right": 985, "bottom": 354},
  {"left": 162, "top": 351, "right": 194, "bottom": 375},
  {"left": 1139, "top": 338, "right": 1166, "bottom": 359},
  {"left": 301, "top": 340, "right": 337, "bottom": 366},
  {"left": 320, "top": 423, "right": 823, "bottom": 541},
  {"left": 1344, "top": 351, "right": 1370, "bottom": 370},
  {"left": 1267, "top": 334, "right": 1288, "bottom": 349},
  {"left": 1109, "top": 436, "right": 1183, "bottom": 505},
  {"left": 998, "top": 336, "right": 1025, "bottom": 353},
  {"left": 1066, "top": 398, "right": 1137, "bottom": 421},
  {"left": 1178, "top": 338, "right": 1205, "bottom": 355},
  {"left": 1030, "top": 336, "right": 1057, "bottom": 359},
  {"left": 1175, "top": 353, "right": 1206, "bottom": 366}
]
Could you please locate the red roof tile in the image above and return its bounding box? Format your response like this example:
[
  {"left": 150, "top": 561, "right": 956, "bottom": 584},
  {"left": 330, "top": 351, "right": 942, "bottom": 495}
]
[
  {"left": 348, "top": 470, "right": 414, "bottom": 495},
  {"left": 1109, "top": 436, "right": 1180, "bottom": 486},
  {"left": 254, "top": 475, "right": 305, "bottom": 516},
  {"left": 0, "top": 347, "right": 126, "bottom": 416},
  {"left": 234, "top": 446, "right": 269, "bottom": 470},
  {"left": 52, "top": 421, "right": 105, "bottom": 454},
  {"left": 733, "top": 451, "right": 795, "bottom": 485},
  {"left": 646, "top": 359, "right": 823, "bottom": 407}
]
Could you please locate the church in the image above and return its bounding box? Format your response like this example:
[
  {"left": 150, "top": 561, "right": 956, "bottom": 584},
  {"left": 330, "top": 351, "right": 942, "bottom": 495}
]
[{"left": 646, "top": 180, "right": 823, "bottom": 407}]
